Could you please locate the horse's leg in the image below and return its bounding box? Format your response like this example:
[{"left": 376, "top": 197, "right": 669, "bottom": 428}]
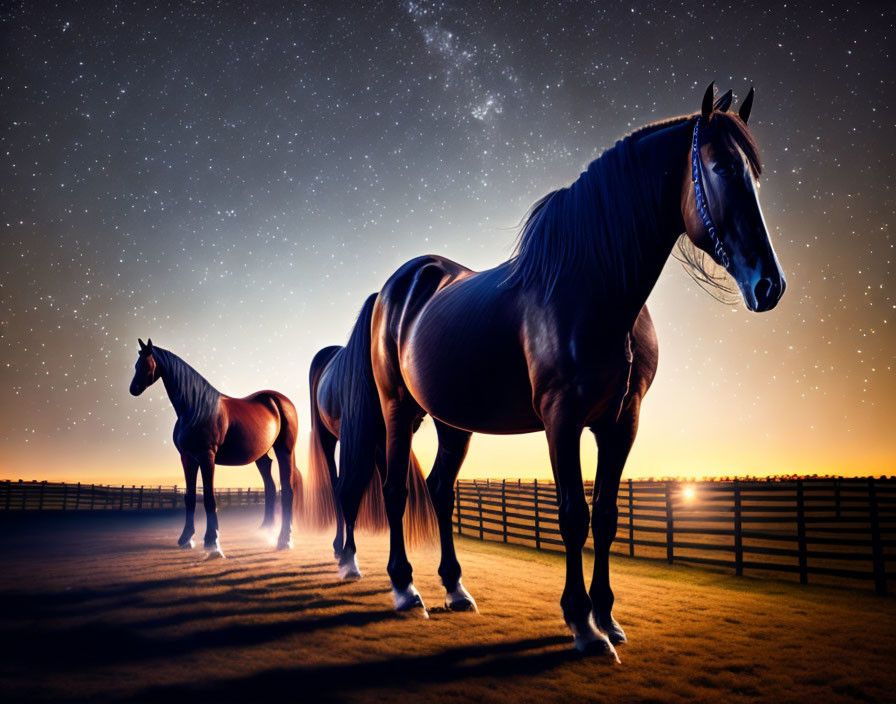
[
  {"left": 542, "top": 402, "right": 616, "bottom": 658},
  {"left": 178, "top": 454, "right": 198, "bottom": 548},
  {"left": 589, "top": 410, "right": 638, "bottom": 645},
  {"left": 335, "top": 437, "right": 377, "bottom": 580},
  {"left": 256, "top": 453, "right": 276, "bottom": 531},
  {"left": 428, "top": 420, "right": 475, "bottom": 611},
  {"left": 318, "top": 430, "right": 344, "bottom": 561},
  {"left": 273, "top": 442, "right": 295, "bottom": 551},
  {"left": 382, "top": 402, "right": 426, "bottom": 614},
  {"left": 198, "top": 453, "right": 224, "bottom": 558}
]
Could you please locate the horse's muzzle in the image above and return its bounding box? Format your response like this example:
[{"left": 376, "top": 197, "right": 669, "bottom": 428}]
[{"left": 749, "top": 273, "right": 786, "bottom": 312}]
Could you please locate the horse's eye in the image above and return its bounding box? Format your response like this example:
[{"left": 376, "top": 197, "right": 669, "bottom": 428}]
[{"left": 712, "top": 163, "right": 736, "bottom": 177}]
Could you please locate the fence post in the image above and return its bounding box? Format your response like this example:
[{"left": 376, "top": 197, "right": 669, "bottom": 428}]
[
  {"left": 628, "top": 478, "right": 635, "bottom": 557},
  {"left": 796, "top": 479, "right": 808, "bottom": 585},
  {"left": 38, "top": 481, "right": 46, "bottom": 511},
  {"left": 455, "top": 480, "right": 462, "bottom": 536},
  {"left": 478, "top": 483, "right": 484, "bottom": 540},
  {"left": 62, "top": 482, "right": 68, "bottom": 511},
  {"left": 733, "top": 479, "right": 743, "bottom": 576},
  {"left": 4, "top": 480, "right": 10, "bottom": 510},
  {"left": 868, "top": 477, "right": 887, "bottom": 596},
  {"left": 137, "top": 485, "right": 144, "bottom": 511},
  {"left": 534, "top": 479, "right": 540, "bottom": 550},
  {"left": 119, "top": 485, "right": 125, "bottom": 511},
  {"left": 75, "top": 482, "right": 82, "bottom": 510},
  {"left": 501, "top": 479, "right": 508, "bottom": 543},
  {"left": 89, "top": 484, "right": 96, "bottom": 510},
  {"left": 834, "top": 478, "right": 841, "bottom": 519},
  {"left": 665, "top": 482, "right": 674, "bottom": 564}
]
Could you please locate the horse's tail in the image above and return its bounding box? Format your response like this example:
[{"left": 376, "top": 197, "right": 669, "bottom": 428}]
[
  {"left": 356, "top": 460, "right": 387, "bottom": 532},
  {"left": 404, "top": 447, "right": 439, "bottom": 549},
  {"left": 341, "top": 293, "right": 437, "bottom": 547},
  {"left": 335, "top": 293, "right": 384, "bottom": 532},
  {"left": 302, "top": 345, "right": 341, "bottom": 531},
  {"left": 352, "top": 447, "right": 437, "bottom": 548}
]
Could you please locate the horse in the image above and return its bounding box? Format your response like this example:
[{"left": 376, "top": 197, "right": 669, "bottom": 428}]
[
  {"left": 128, "top": 339, "right": 301, "bottom": 557},
  {"left": 362, "top": 83, "right": 786, "bottom": 658},
  {"left": 304, "top": 294, "right": 437, "bottom": 580}
]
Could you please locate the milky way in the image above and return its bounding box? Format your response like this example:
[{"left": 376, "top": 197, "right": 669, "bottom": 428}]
[{"left": 1, "top": 2, "right": 893, "bottom": 484}]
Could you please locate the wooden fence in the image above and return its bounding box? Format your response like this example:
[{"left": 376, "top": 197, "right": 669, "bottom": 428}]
[
  {"left": 453, "top": 478, "right": 896, "bottom": 595},
  {"left": 0, "top": 480, "right": 267, "bottom": 512}
]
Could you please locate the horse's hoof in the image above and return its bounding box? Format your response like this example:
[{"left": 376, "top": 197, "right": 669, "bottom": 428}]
[
  {"left": 204, "top": 543, "right": 225, "bottom": 560},
  {"left": 579, "top": 637, "right": 619, "bottom": 660},
  {"left": 276, "top": 537, "right": 293, "bottom": 551},
  {"left": 445, "top": 580, "right": 478, "bottom": 613},
  {"left": 338, "top": 552, "right": 362, "bottom": 581},
  {"left": 393, "top": 584, "right": 428, "bottom": 618},
  {"left": 178, "top": 538, "right": 195, "bottom": 549},
  {"left": 570, "top": 614, "right": 619, "bottom": 662},
  {"left": 597, "top": 614, "right": 627, "bottom": 645}
]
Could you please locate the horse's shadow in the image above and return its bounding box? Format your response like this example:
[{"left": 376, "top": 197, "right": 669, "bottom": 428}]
[{"left": 123, "top": 634, "right": 587, "bottom": 702}]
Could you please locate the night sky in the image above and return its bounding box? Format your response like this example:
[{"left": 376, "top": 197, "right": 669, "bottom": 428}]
[{"left": 1, "top": 2, "right": 893, "bottom": 486}]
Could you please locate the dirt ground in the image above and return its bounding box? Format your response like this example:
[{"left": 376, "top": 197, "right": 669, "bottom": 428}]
[{"left": 0, "top": 508, "right": 893, "bottom": 703}]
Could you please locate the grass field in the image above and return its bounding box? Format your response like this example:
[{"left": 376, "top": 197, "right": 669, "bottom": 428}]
[{"left": 0, "top": 507, "right": 894, "bottom": 703}]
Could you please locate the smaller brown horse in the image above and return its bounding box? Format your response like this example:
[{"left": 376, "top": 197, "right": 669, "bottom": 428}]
[{"left": 129, "top": 338, "right": 301, "bottom": 557}]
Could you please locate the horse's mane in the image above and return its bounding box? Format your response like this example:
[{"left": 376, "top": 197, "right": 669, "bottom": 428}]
[
  {"left": 152, "top": 347, "right": 222, "bottom": 428},
  {"left": 506, "top": 111, "right": 761, "bottom": 301}
]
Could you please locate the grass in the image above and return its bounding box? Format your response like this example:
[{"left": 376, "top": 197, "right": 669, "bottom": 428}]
[{"left": 0, "top": 508, "right": 893, "bottom": 703}]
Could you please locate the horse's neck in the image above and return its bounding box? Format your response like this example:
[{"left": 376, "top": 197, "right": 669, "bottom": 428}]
[
  {"left": 157, "top": 351, "right": 211, "bottom": 421},
  {"left": 603, "top": 123, "right": 690, "bottom": 328}
]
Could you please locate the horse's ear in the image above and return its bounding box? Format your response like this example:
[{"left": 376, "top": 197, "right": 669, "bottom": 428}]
[
  {"left": 138, "top": 338, "right": 147, "bottom": 352},
  {"left": 738, "top": 86, "right": 754, "bottom": 124},
  {"left": 714, "top": 89, "right": 733, "bottom": 113},
  {"left": 701, "top": 82, "right": 715, "bottom": 119},
  {"left": 146, "top": 338, "right": 153, "bottom": 351}
]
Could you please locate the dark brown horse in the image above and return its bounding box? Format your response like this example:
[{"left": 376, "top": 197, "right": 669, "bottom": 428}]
[
  {"left": 129, "top": 339, "right": 301, "bottom": 557},
  {"left": 304, "top": 294, "right": 437, "bottom": 580},
  {"left": 366, "top": 84, "right": 786, "bottom": 657}
]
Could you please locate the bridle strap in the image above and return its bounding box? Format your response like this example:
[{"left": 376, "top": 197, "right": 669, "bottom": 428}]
[{"left": 691, "top": 117, "right": 730, "bottom": 269}]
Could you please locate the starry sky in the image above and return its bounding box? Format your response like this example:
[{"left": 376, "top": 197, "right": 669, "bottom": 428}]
[{"left": 1, "top": 1, "right": 893, "bottom": 487}]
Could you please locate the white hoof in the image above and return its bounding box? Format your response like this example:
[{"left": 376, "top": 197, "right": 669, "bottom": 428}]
[
  {"left": 597, "top": 614, "right": 627, "bottom": 645},
  {"left": 203, "top": 543, "right": 226, "bottom": 560},
  {"left": 338, "top": 552, "right": 362, "bottom": 581},
  {"left": 392, "top": 584, "right": 428, "bottom": 617},
  {"left": 570, "top": 614, "right": 619, "bottom": 662},
  {"left": 445, "top": 579, "right": 478, "bottom": 613},
  {"left": 276, "top": 536, "right": 293, "bottom": 551},
  {"left": 178, "top": 539, "right": 195, "bottom": 549}
]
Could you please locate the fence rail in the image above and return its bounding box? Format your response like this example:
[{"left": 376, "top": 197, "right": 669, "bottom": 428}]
[
  {"left": 5, "top": 477, "right": 894, "bottom": 594},
  {"left": 0, "top": 480, "right": 267, "bottom": 512},
  {"left": 452, "top": 478, "right": 896, "bottom": 595}
]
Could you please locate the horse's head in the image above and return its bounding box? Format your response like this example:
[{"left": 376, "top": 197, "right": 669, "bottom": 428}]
[
  {"left": 681, "top": 83, "right": 786, "bottom": 312},
  {"left": 130, "top": 338, "right": 159, "bottom": 396}
]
